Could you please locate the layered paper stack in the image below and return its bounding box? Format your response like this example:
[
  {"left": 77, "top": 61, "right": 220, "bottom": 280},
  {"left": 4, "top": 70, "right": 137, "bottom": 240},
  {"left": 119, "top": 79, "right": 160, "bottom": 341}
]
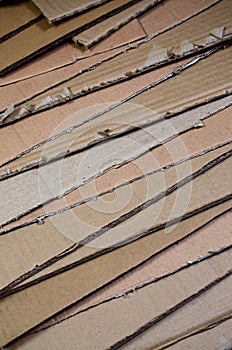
[{"left": 0, "top": 0, "right": 231, "bottom": 349}]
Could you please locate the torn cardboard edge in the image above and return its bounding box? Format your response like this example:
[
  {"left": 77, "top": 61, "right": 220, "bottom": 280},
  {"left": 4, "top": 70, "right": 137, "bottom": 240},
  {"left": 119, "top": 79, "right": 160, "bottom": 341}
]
[
  {"left": 18, "top": 243, "right": 232, "bottom": 339},
  {"left": 0, "top": 0, "right": 149, "bottom": 76},
  {"left": 0, "top": 0, "right": 220, "bottom": 88},
  {"left": 1, "top": 0, "right": 230, "bottom": 122},
  {"left": 1, "top": 141, "right": 231, "bottom": 295},
  {"left": 108, "top": 269, "right": 232, "bottom": 350},
  {"left": 72, "top": 0, "right": 162, "bottom": 48},
  {"left": 2, "top": 234, "right": 231, "bottom": 348},
  {"left": 2, "top": 139, "right": 231, "bottom": 236},
  {"left": 32, "top": 0, "right": 113, "bottom": 23},
  {"left": 0, "top": 49, "right": 230, "bottom": 180},
  {"left": 0, "top": 95, "right": 231, "bottom": 230}
]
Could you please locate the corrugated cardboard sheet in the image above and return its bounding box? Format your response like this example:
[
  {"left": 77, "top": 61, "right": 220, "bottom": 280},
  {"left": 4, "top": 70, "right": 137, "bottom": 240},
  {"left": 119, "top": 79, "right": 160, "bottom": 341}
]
[{"left": 0, "top": 0, "right": 231, "bottom": 348}]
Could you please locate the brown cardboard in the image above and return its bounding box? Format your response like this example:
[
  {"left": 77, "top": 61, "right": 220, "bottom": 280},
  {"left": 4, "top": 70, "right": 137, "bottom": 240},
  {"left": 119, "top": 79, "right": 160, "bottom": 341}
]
[
  {"left": 168, "top": 318, "right": 232, "bottom": 350},
  {"left": 0, "top": 1, "right": 41, "bottom": 42},
  {"left": 72, "top": 0, "right": 161, "bottom": 48},
  {"left": 139, "top": 0, "right": 218, "bottom": 36},
  {"left": 0, "top": 0, "right": 143, "bottom": 75},
  {"left": 0, "top": 142, "right": 230, "bottom": 291},
  {"left": 12, "top": 283, "right": 232, "bottom": 350},
  {"left": 30, "top": 209, "right": 232, "bottom": 334},
  {"left": 3, "top": 0, "right": 232, "bottom": 122},
  {"left": 0, "top": 20, "right": 145, "bottom": 87},
  {"left": 3, "top": 103, "right": 231, "bottom": 232},
  {"left": 1, "top": 47, "right": 232, "bottom": 181},
  {"left": 0, "top": 235, "right": 231, "bottom": 347},
  {"left": 32, "top": 0, "right": 113, "bottom": 22},
  {"left": 0, "top": 95, "right": 231, "bottom": 228},
  {"left": 111, "top": 270, "right": 232, "bottom": 350}
]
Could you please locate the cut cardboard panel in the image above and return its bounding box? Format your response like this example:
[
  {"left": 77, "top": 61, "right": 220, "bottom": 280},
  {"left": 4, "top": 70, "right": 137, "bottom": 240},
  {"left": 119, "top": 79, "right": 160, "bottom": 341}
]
[
  {"left": 0, "top": 0, "right": 144, "bottom": 75},
  {"left": 0, "top": 143, "right": 230, "bottom": 291},
  {"left": 1, "top": 48, "right": 232, "bottom": 180},
  {"left": 168, "top": 318, "right": 232, "bottom": 350},
  {"left": 0, "top": 238, "right": 231, "bottom": 347},
  {"left": 32, "top": 0, "right": 112, "bottom": 22},
  {"left": 139, "top": 0, "right": 219, "bottom": 36},
  {"left": 30, "top": 209, "right": 232, "bottom": 334},
  {"left": 72, "top": 0, "right": 161, "bottom": 48},
  {"left": 0, "top": 95, "right": 231, "bottom": 228},
  {"left": 112, "top": 273, "right": 232, "bottom": 350},
  {"left": 3, "top": 0, "right": 232, "bottom": 122},
  {"left": 0, "top": 0, "right": 41, "bottom": 42},
  {"left": 0, "top": 19, "right": 145, "bottom": 87},
  {"left": 3, "top": 104, "right": 231, "bottom": 232}
]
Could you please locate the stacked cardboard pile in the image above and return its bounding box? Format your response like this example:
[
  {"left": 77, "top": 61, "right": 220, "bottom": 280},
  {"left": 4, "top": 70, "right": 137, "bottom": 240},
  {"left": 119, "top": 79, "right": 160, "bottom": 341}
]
[{"left": 0, "top": 0, "right": 231, "bottom": 348}]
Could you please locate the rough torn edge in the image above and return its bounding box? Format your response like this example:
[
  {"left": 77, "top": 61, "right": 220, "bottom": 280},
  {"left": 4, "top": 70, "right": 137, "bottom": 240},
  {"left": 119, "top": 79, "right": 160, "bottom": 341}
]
[
  {"left": 0, "top": 0, "right": 223, "bottom": 120},
  {"left": 0, "top": 149, "right": 231, "bottom": 298}
]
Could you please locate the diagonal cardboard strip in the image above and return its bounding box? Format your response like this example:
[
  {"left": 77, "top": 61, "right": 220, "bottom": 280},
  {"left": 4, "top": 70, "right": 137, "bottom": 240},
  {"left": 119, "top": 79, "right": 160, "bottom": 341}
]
[
  {"left": 0, "top": 231, "right": 231, "bottom": 346},
  {"left": 1, "top": 48, "right": 232, "bottom": 179},
  {"left": 72, "top": 0, "right": 161, "bottom": 48},
  {"left": 164, "top": 318, "right": 232, "bottom": 350},
  {"left": 108, "top": 264, "right": 232, "bottom": 350},
  {"left": 9, "top": 250, "right": 232, "bottom": 350},
  {"left": 0, "top": 142, "right": 230, "bottom": 291},
  {"left": 0, "top": 0, "right": 144, "bottom": 75},
  {"left": 3, "top": 149, "right": 232, "bottom": 294},
  {"left": 32, "top": 0, "right": 114, "bottom": 23},
  {"left": 122, "top": 276, "right": 232, "bottom": 349},
  {"left": 29, "top": 209, "right": 232, "bottom": 335},
  {"left": 0, "top": 0, "right": 217, "bottom": 86},
  {"left": 3, "top": 103, "right": 231, "bottom": 232},
  {"left": 0, "top": 0, "right": 41, "bottom": 43},
  {"left": 3, "top": 0, "right": 231, "bottom": 123},
  {"left": 0, "top": 96, "right": 231, "bottom": 228}
]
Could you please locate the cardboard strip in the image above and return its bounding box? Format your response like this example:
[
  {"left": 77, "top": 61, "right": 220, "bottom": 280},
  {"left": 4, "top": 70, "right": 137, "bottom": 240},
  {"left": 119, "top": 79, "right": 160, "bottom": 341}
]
[
  {"left": 0, "top": 0, "right": 144, "bottom": 75},
  {"left": 72, "top": 0, "right": 161, "bottom": 48},
  {"left": 0, "top": 48, "right": 231, "bottom": 181},
  {"left": 108, "top": 268, "right": 232, "bottom": 350},
  {"left": 29, "top": 209, "right": 232, "bottom": 335},
  {"left": 3, "top": 104, "right": 231, "bottom": 232},
  {"left": 0, "top": 94, "right": 231, "bottom": 228},
  {"left": 32, "top": 0, "right": 113, "bottom": 23},
  {"left": 3, "top": 0, "right": 231, "bottom": 122},
  {"left": 0, "top": 1, "right": 41, "bottom": 43},
  {"left": 0, "top": 234, "right": 231, "bottom": 346},
  {"left": 0, "top": 0, "right": 217, "bottom": 86},
  {"left": 0, "top": 142, "right": 230, "bottom": 292}
]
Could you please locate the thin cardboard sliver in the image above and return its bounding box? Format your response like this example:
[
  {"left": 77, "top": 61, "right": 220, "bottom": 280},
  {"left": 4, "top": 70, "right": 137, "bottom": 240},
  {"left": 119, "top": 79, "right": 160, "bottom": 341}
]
[
  {"left": 109, "top": 268, "right": 232, "bottom": 350},
  {"left": 3, "top": 105, "right": 231, "bottom": 232},
  {"left": 1, "top": 49, "right": 232, "bottom": 179},
  {"left": 7, "top": 152, "right": 232, "bottom": 292},
  {"left": 29, "top": 209, "right": 232, "bottom": 334},
  {"left": 0, "top": 143, "right": 229, "bottom": 291},
  {"left": 123, "top": 276, "right": 232, "bottom": 349},
  {"left": 8, "top": 251, "right": 232, "bottom": 350},
  {"left": 32, "top": 0, "right": 113, "bottom": 23},
  {"left": 4, "top": 0, "right": 231, "bottom": 122},
  {"left": 0, "top": 225, "right": 231, "bottom": 347},
  {"left": 0, "top": 0, "right": 143, "bottom": 75},
  {"left": 72, "top": 0, "right": 161, "bottom": 48},
  {"left": 0, "top": 1, "right": 41, "bottom": 42},
  {"left": 0, "top": 96, "right": 231, "bottom": 227},
  {"left": 0, "top": 0, "right": 215, "bottom": 86}
]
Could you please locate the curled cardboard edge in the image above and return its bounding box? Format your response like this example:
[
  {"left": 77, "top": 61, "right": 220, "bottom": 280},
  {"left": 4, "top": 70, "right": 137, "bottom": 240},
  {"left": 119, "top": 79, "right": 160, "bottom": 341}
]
[
  {"left": 0, "top": 0, "right": 229, "bottom": 123},
  {"left": 0, "top": 48, "right": 230, "bottom": 180},
  {"left": 1, "top": 149, "right": 231, "bottom": 299},
  {"left": 72, "top": 0, "right": 162, "bottom": 48}
]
